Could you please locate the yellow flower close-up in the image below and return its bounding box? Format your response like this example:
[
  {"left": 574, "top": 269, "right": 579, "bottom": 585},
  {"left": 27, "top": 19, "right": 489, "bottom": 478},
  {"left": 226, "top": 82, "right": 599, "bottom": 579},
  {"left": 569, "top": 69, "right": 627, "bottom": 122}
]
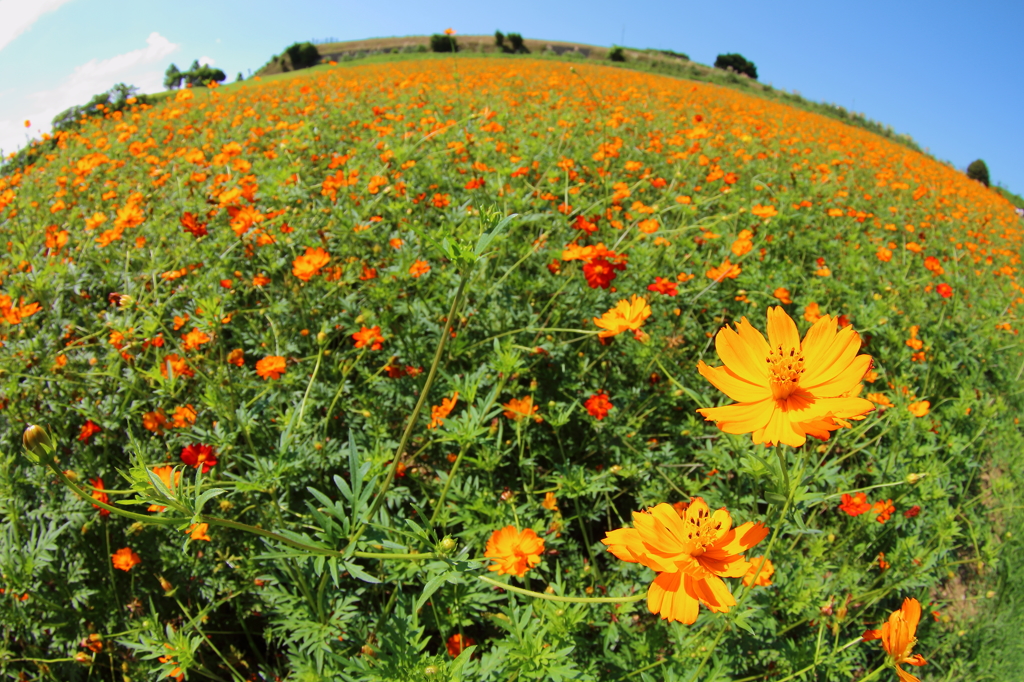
[{"left": 697, "top": 306, "right": 875, "bottom": 447}]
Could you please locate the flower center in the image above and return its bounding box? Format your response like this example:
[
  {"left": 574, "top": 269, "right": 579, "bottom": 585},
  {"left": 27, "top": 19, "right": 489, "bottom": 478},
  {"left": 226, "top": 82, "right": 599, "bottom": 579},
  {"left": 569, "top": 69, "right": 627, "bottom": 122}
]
[
  {"left": 683, "top": 506, "right": 721, "bottom": 553},
  {"left": 766, "top": 344, "right": 805, "bottom": 400}
]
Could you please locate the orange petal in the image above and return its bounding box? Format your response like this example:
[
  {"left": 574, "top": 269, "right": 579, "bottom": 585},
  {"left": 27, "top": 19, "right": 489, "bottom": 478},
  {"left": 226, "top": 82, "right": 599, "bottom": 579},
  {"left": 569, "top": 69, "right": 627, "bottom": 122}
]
[
  {"left": 648, "top": 571, "right": 700, "bottom": 624},
  {"left": 766, "top": 306, "right": 800, "bottom": 351},
  {"left": 697, "top": 399, "right": 775, "bottom": 435},
  {"left": 717, "top": 521, "right": 769, "bottom": 555},
  {"left": 697, "top": 361, "right": 771, "bottom": 403},
  {"left": 714, "top": 323, "right": 769, "bottom": 385}
]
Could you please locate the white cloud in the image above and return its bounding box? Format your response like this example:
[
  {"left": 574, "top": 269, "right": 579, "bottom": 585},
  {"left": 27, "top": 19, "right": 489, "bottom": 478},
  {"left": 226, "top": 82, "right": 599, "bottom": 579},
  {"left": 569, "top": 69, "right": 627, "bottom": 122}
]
[
  {"left": 0, "top": 32, "right": 179, "bottom": 156},
  {"left": 198, "top": 56, "right": 215, "bottom": 66},
  {"left": 0, "top": 0, "right": 75, "bottom": 53}
]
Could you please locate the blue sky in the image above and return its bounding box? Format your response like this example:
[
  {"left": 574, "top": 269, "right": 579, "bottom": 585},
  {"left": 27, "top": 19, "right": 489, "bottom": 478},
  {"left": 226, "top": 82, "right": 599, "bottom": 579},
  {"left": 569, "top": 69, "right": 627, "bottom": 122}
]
[{"left": 1, "top": 0, "right": 1021, "bottom": 194}]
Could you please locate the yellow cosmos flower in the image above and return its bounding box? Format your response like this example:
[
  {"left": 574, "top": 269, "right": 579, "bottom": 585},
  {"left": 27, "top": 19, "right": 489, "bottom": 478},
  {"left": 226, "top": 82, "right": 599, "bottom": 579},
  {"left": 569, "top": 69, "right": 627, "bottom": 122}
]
[
  {"left": 862, "top": 597, "right": 927, "bottom": 682},
  {"left": 602, "top": 498, "right": 768, "bottom": 624},
  {"left": 696, "top": 306, "right": 874, "bottom": 447}
]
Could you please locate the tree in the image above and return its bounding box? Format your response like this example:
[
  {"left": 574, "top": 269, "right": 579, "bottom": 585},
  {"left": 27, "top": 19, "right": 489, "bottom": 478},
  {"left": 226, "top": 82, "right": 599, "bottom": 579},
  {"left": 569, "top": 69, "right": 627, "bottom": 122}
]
[
  {"left": 714, "top": 53, "right": 758, "bottom": 80},
  {"left": 507, "top": 33, "right": 525, "bottom": 53},
  {"left": 430, "top": 34, "right": 458, "bottom": 53},
  {"left": 164, "top": 63, "right": 182, "bottom": 90},
  {"left": 285, "top": 42, "right": 320, "bottom": 70},
  {"left": 609, "top": 46, "right": 626, "bottom": 62},
  {"left": 967, "top": 159, "right": 990, "bottom": 187},
  {"left": 495, "top": 30, "right": 505, "bottom": 48}
]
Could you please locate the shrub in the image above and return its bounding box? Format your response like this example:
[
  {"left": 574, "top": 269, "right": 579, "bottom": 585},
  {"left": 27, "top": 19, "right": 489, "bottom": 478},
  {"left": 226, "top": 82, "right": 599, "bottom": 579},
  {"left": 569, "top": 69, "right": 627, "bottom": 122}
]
[
  {"left": 285, "top": 41, "right": 320, "bottom": 70},
  {"left": 430, "top": 33, "right": 458, "bottom": 53},
  {"left": 494, "top": 30, "right": 505, "bottom": 48},
  {"left": 507, "top": 32, "right": 525, "bottom": 53},
  {"left": 609, "top": 46, "right": 626, "bottom": 62},
  {"left": 715, "top": 52, "right": 758, "bottom": 79},
  {"left": 967, "top": 159, "right": 991, "bottom": 187}
]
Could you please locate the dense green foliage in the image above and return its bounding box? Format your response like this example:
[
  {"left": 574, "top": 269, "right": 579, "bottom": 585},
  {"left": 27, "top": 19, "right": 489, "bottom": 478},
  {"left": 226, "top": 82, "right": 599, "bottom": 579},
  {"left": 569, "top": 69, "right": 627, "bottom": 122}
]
[
  {"left": 714, "top": 53, "right": 757, "bottom": 80},
  {"left": 967, "top": 159, "right": 990, "bottom": 187},
  {"left": 0, "top": 55, "right": 1022, "bottom": 682}
]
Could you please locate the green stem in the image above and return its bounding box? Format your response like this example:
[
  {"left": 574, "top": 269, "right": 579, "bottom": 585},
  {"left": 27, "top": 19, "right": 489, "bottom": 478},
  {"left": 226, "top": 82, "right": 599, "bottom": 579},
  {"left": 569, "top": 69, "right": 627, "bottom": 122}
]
[
  {"left": 428, "top": 441, "right": 470, "bottom": 526},
  {"left": 478, "top": 575, "right": 645, "bottom": 604},
  {"left": 346, "top": 271, "right": 471, "bottom": 550}
]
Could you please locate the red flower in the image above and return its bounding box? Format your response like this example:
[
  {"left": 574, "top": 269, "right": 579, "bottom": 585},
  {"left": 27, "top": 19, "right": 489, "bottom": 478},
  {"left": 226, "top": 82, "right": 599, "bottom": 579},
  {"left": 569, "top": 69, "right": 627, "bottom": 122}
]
[
  {"left": 572, "top": 215, "right": 598, "bottom": 234},
  {"left": 353, "top": 325, "right": 384, "bottom": 350},
  {"left": 838, "top": 492, "right": 871, "bottom": 516},
  {"left": 181, "top": 444, "right": 217, "bottom": 473},
  {"left": 89, "top": 477, "right": 110, "bottom": 517},
  {"left": 78, "top": 420, "right": 101, "bottom": 443},
  {"left": 646, "top": 277, "right": 678, "bottom": 296},
  {"left": 582, "top": 257, "right": 625, "bottom": 289},
  {"left": 179, "top": 212, "right": 208, "bottom": 238},
  {"left": 903, "top": 505, "right": 921, "bottom": 518},
  {"left": 446, "top": 633, "right": 475, "bottom": 657},
  {"left": 584, "top": 391, "right": 614, "bottom": 420},
  {"left": 936, "top": 283, "right": 953, "bottom": 298}
]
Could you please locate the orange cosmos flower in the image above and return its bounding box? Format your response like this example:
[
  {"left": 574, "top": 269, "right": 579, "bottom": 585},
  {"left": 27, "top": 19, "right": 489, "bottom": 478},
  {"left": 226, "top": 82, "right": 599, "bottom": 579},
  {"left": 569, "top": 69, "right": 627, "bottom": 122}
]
[
  {"left": 773, "top": 287, "right": 792, "bottom": 305},
  {"left": 696, "top": 307, "right": 875, "bottom": 447},
  {"left": 877, "top": 246, "right": 893, "bottom": 262},
  {"left": 227, "top": 348, "right": 245, "bottom": 366},
  {"left": 751, "top": 204, "right": 778, "bottom": 219},
  {"left": 908, "top": 400, "right": 930, "bottom": 417},
  {"left": 428, "top": 392, "right": 459, "bottom": 429},
  {"left": 142, "top": 409, "right": 168, "bottom": 434},
  {"left": 593, "top": 294, "right": 651, "bottom": 339},
  {"left": 181, "top": 328, "right": 211, "bottom": 351},
  {"left": 89, "top": 477, "right": 110, "bottom": 517},
  {"left": 542, "top": 491, "right": 559, "bottom": 511},
  {"left": 111, "top": 547, "right": 141, "bottom": 571},
  {"left": 862, "top": 598, "right": 927, "bottom": 682},
  {"left": 584, "top": 391, "right": 613, "bottom": 420},
  {"left": 446, "top": 633, "right": 475, "bottom": 657},
  {"left": 353, "top": 325, "right": 384, "bottom": 350},
  {"left": 706, "top": 257, "right": 741, "bottom": 282},
  {"left": 742, "top": 557, "right": 774, "bottom": 587},
  {"left": 867, "top": 392, "right": 894, "bottom": 409},
  {"left": 602, "top": 499, "right": 768, "bottom": 624},
  {"left": 78, "top": 420, "right": 102, "bottom": 443},
  {"left": 804, "top": 302, "right": 822, "bottom": 323},
  {"left": 292, "top": 247, "right": 330, "bottom": 281},
  {"left": 485, "top": 526, "right": 545, "bottom": 577},
  {"left": 409, "top": 259, "right": 431, "bottom": 278},
  {"left": 873, "top": 499, "right": 896, "bottom": 523},
  {"left": 502, "top": 395, "right": 540, "bottom": 422},
  {"left": 171, "top": 404, "right": 197, "bottom": 428},
  {"left": 147, "top": 465, "right": 181, "bottom": 512},
  {"left": 256, "top": 355, "right": 286, "bottom": 380},
  {"left": 936, "top": 283, "right": 953, "bottom": 298},
  {"left": 186, "top": 523, "right": 211, "bottom": 542}
]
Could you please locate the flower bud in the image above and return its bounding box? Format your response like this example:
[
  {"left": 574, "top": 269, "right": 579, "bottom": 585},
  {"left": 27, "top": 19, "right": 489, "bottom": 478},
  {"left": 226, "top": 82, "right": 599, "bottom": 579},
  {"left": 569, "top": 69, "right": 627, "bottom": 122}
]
[
  {"left": 424, "top": 666, "right": 439, "bottom": 675},
  {"left": 74, "top": 652, "right": 91, "bottom": 664},
  {"left": 117, "top": 295, "right": 134, "bottom": 309},
  {"left": 22, "top": 424, "right": 53, "bottom": 461},
  {"left": 906, "top": 472, "right": 926, "bottom": 484},
  {"left": 437, "top": 535, "right": 457, "bottom": 556},
  {"left": 317, "top": 331, "right": 328, "bottom": 344}
]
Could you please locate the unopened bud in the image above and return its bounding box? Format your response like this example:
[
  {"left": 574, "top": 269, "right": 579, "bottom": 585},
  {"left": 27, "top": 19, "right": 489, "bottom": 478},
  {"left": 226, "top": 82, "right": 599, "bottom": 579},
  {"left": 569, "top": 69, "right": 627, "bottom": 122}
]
[
  {"left": 158, "top": 576, "right": 174, "bottom": 593},
  {"left": 424, "top": 666, "right": 439, "bottom": 675},
  {"left": 117, "top": 295, "right": 134, "bottom": 309},
  {"left": 22, "top": 424, "right": 53, "bottom": 461},
  {"left": 317, "top": 331, "right": 328, "bottom": 344},
  {"left": 74, "top": 652, "right": 91, "bottom": 664},
  {"left": 219, "top": 499, "right": 234, "bottom": 512},
  {"left": 906, "top": 472, "right": 926, "bottom": 484},
  {"left": 438, "top": 535, "right": 457, "bottom": 555},
  {"left": 128, "top": 522, "right": 145, "bottom": 535}
]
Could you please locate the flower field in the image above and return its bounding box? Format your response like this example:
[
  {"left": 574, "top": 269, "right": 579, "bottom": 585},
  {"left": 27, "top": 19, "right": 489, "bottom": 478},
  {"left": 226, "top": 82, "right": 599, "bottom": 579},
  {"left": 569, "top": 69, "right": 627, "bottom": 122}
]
[{"left": 2, "top": 53, "right": 1023, "bottom": 681}]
